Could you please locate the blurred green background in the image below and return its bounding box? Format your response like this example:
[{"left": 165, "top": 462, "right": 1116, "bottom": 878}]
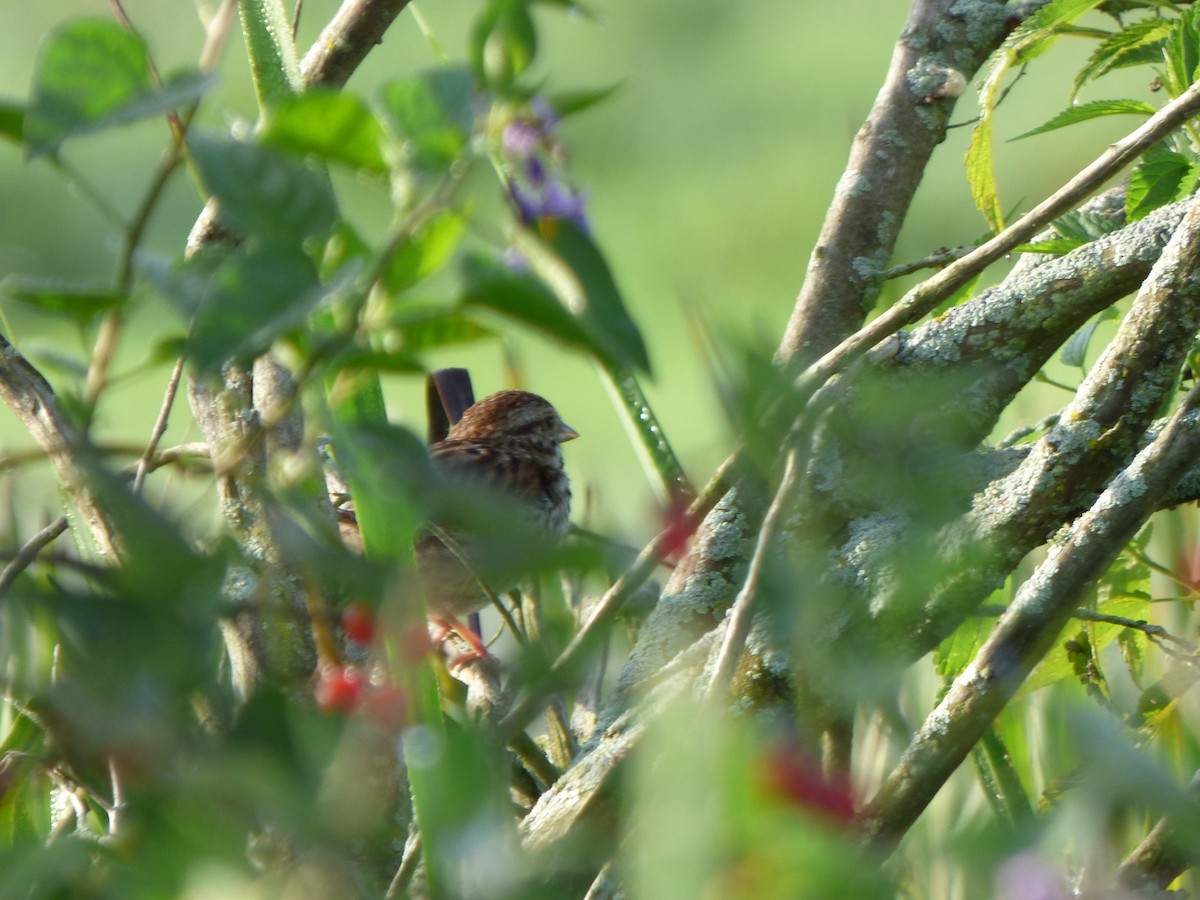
[{"left": 0, "top": 1, "right": 1151, "bottom": 538}]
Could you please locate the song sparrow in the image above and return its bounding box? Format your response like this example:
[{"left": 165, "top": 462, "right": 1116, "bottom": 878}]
[
  {"left": 337, "top": 390, "right": 577, "bottom": 646},
  {"left": 418, "top": 389, "right": 577, "bottom": 619}
]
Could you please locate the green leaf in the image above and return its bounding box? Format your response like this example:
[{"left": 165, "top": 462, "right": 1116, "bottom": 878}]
[
  {"left": 1, "top": 276, "right": 126, "bottom": 329},
  {"left": 547, "top": 83, "right": 622, "bottom": 117},
  {"left": 374, "top": 67, "right": 475, "bottom": 173},
  {"left": 969, "top": 0, "right": 1108, "bottom": 229},
  {"left": 0, "top": 99, "right": 24, "bottom": 144},
  {"left": 1166, "top": 5, "right": 1200, "bottom": 95},
  {"left": 24, "top": 20, "right": 211, "bottom": 156},
  {"left": 385, "top": 208, "right": 467, "bottom": 294},
  {"left": 146, "top": 244, "right": 326, "bottom": 374},
  {"left": 1061, "top": 306, "right": 1119, "bottom": 370},
  {"left": 188, "top": 130, "right": 339, "bottom": 243},
  {"left": 521, "top": 222, "right": 652, "bottom": 374},
  {"left": 459, "top": 252, "right": 616, "bottom": 363},
  {"left": 1054, "top": 207, "right": 1125, "bottom": 244},
  {"left": 966, "top": 113, "right": 1004, "bottom": 232},
  {"left": 1013, "top": 99, "right": 1156, "bottom": 141},
  {"left": 1070, "top": 19, "right": 1173, "bottom": 102},
  {"left": 392, "top": 310, "right": 494, "bottom": 350},
  {"left": 263, "top": 90, "right": 388, "bottom": 174},
  {"left": 1126, "top": 143, "right": 1192, "bottom": 221},
  {"left": 1019, "top": 595, "right": 1151, "bottom": 698},
  {"left": 936, "top": 606, "right": 1000, "bottom": 680},
  {"left": 325, "top": 419, "right": 428, "bottom": 560}
]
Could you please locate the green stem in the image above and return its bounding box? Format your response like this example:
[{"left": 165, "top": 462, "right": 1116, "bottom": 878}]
[
  {"left": 601, "top": 363, "right": 692, "bottom": 501},
  {"left": 237, "top": 0, "right": 303, "bottom": 110}
]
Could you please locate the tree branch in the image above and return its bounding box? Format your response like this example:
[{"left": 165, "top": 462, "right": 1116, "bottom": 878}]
[
  {"left": 863, "top": 197, "right": 1200, "bottom": 847},
  {"left": 781, "top": 0, "right": 1031, "bottom": 366}
]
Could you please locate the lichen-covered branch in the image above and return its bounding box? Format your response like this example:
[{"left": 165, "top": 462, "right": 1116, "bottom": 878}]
[
  {"left": 862, "top": 197, "right": 1200, "bottom": 850},
  {"left": 780, "top": 0, "right": 1028, "bottom": 366},
  {"left": 897, "top": 197, "right": 1200, "bottom": 654},
  {"left": 866, "top": 384, "right": 1200, "bottom": 849},
  {"left": 0, "top": 332, "right": 120, "bottom": 558},
  {"left": 183, "top": 0, "right": 412, "bottom": 688}
]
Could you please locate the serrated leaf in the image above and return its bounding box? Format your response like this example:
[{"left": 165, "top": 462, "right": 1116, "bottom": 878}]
[
  {"left": 1061, "top": 306, "right": 1119, "bottom": 370},
  {"left": 1166, "top": 5, "right": 1200, "bottom": 94},
  {"left": 1127, "top": 143, "right": 1192, "bottom": 220},
  {"left": 1174, "top": 158, "right": 1200, "bottom": 201},
  {"left": 1070, "top": 18, "right": 1173, "bottom": 101},
  {"left": 1013, "top": 99, "right": 1156, "bottom": 141},
  {"left": 374, "top": 67, "right": 475, "bottom": 173},
  {"left": 1054, "top": 207, "right": 1125, "bottom": 243},
  {"left": 1019, "top": 595, "right": 1151, "bottom": 698},
  {"left": 935, "top": 608, "right": 998, "bottom": 679},
  {"left": 263, "top": 90, "right": 388, "bottom": 174},
  {"left": 970, "top": 0, "right": 1108, "bottom": 228},
  {"left": 1, "top": 276, "right": 127, "bottom": 329},
  {"left": 966, "top": 114, "right": 1004, "bottom": 232},
  {"left": 24, "top": 20, "right": 211, "bottom": 156},
  {"left": 188, "top": 130, "right": 339, "bottom": 243}
]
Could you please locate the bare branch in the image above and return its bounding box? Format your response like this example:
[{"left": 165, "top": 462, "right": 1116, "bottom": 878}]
[
  {"left": 781, "top": 0, "right": 1029, "bottom": 366},
  {"left": 299, "top": 0, "right": 412, "bottom": 90},
  {"left": 0, "top": 516, "right": 69, "bottom": 598},
  {"left": 0, "top": 333, "right": 119, "bottom": 557}
]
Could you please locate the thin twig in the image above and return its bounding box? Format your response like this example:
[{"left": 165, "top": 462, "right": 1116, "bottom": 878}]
[
  {"left": 385, "top": 826, "right": 422, "bottom": 898},
  {"left": 426, "top": 522, "right": 524, "bottom": 644},
  {"left": 882, "top": 245, "right": 972, "bottom": 280},
  {"left": 107, "top": 757, "right": 124, "bottom": 836},
  {"left": 133, "top": 357, "right": 186, "bottom": 493},
  {"left": 706, "top": 448, "right": 800, "bottom": 699},
  {"left": 0, "top": 516, "right": 68, "bottom": 597}
]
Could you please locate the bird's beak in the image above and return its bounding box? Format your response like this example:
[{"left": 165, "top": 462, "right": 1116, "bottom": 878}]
[{"left": 557, "top": 422, "right": 580, "bottom": 443}]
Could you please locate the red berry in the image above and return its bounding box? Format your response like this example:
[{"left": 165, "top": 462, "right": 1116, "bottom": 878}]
[
  {"left": 762, "top": 742, "right": 855, "bottom": 825},
  {"left": 658, "top": 497, "right": 698, "bottom": 564},
  {"left": 341, "top": 601, "right": 376, "bottom": 645},
  {"left": 315, "top": 666, "right": 364, "bottom": 714}
]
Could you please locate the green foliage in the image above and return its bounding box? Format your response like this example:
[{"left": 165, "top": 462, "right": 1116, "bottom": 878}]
[{"left": 24, "top": 19, "right": 209, "bottom": 157}]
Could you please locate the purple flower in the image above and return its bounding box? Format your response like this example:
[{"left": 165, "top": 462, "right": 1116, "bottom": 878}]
[
  {"left": 506, "top": 174, "right": 589, "bottom": 234},
  {"left": 502, "top": 119, "right": 542, "bottom": 160}
]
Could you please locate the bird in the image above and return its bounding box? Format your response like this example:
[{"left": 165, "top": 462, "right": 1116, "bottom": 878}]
[{"left": 336, "top": 390, "right": 577, "bottom": 658}]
